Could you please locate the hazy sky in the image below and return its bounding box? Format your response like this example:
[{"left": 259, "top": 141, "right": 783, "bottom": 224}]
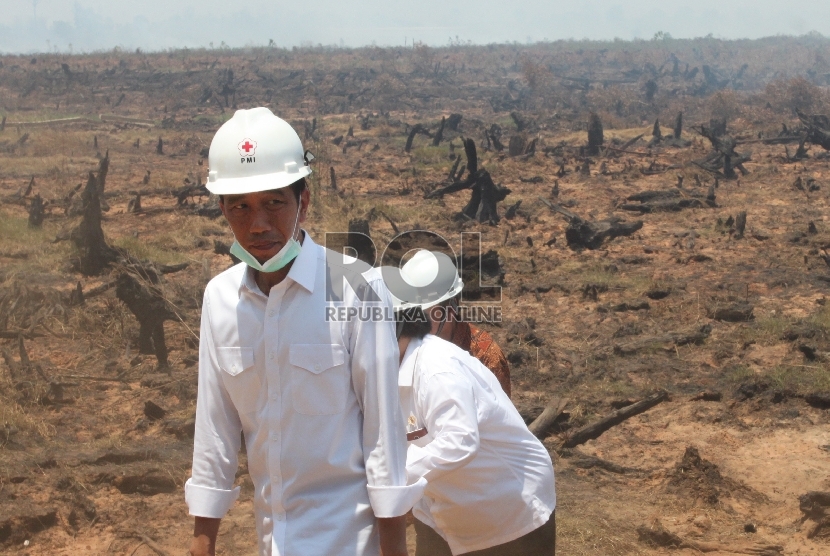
[{"left": 1, "top": 0, "right": 830, "bottom": 52}]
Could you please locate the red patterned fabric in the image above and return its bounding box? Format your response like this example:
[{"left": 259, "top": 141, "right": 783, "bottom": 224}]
[{"left": 451, "top": 322, "right": 511, "bottom": 399}]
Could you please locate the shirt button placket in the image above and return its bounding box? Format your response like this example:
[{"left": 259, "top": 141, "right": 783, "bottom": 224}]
[{"left": 266, "top": 293, "right": 287, "bottom": 553}]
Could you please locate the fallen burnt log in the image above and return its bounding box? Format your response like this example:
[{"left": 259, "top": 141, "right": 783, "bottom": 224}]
[
  {"left": 173, "top": 178, "right": 209, "bottom": 205},
  {"left": 620, "top": 198, "right": 709, "bottom": 213},
  {"left": 796, "top": 109, "right": 830, "bottom": 151},
  {"left": 426, "top": 139, "right": 510, "bottom": 224},
  {"left": 620, "top": 187, "right": 715, "bottom": 213},
  {"left": 614, "top": 324, "right": 712, "bottom": 356},
  {"left": 540, "top": 198, "right": 643, "bottom": 250},
  {"left": 561, "top": 390, "right": 668, "bottom": 448},
  {"left": 528, "top": 397, "right": 569, "bottom": 439}
]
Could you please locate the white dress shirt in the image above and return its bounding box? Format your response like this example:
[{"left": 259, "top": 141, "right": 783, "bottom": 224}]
[
  {"left": 186, "top": 233, "right": 424, "bottom": 556},
  {"left": 400, "top": 335, "right": 556, "bottom": 555}
]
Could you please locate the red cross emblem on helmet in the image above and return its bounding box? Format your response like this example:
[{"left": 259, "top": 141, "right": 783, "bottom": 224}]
[{"left": 238, "top": 138, "right": 257, "bottom": 156}]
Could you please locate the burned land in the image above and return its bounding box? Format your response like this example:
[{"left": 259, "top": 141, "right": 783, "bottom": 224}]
[{"left": 2, "top": 36, "right": 830, "bottom": 554}]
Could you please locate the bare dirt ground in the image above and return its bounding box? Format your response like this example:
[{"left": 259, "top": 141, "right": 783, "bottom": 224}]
[{"left": 2, "top": 38, "right": 830, "bottom": 555}]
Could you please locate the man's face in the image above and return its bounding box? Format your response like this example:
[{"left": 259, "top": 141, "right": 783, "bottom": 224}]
[{"left": 220, "top": 187, "right": 310, "bottom": 263}]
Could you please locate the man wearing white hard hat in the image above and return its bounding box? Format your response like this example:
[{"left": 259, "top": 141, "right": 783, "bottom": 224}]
[
  {"left": 185, "top": 107, "right": 420, "bottom": 556},
  {"left": 398, "top": 250, "right": 511, "bottom": 398},
  {"left": 383, "top": 253, "right": 556, "bottom": 556}
]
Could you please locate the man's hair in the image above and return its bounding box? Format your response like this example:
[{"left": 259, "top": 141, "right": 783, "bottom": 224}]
[
  {"left": 288, "top": 177, "right": 308, "bottom": 201},
  {"left": 218, "top": 177, "right": 307, "bottom": 204},
  {"left": 396, "top": 307, "right": 432, "bottom": 339}
]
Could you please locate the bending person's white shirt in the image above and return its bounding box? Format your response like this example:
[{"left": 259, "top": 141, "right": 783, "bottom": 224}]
[
  {"left": 186, "top": 233, "right": 423, "bottom": 556},
  {"left": 400, "top": 334, "right": 556, "bottom": 555}
]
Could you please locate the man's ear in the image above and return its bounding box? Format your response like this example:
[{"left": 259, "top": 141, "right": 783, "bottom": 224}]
[{"left": 298, "top": 188, "right": 311, "bottom": 224}]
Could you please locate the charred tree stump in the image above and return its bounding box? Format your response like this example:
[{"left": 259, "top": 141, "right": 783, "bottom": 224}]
[
  {"left": 127, "top": 193, "right": 142, "bottom": 213},
  {"left": 156, "top": 137, "right": 164, "bottom": 155},
  {"left": 674, "top": 112, "right": 683, "bottom": 139},
  {"left": 330, "top": 167, "right": 338, "bottom": 191},
  {"left": 462, "top": 184, "right": 483, "bottom": 219},
  {"left": 116, "top": 272, "right": 177, "bottom": 368},
  {"left": 462, "top": 171, "right": 508, "bottom": 224},
  {"left": 734, "top": 211, "right": 747, "bottom": 239},
  {"left": 652, "top": 119, "right": 662, "bottom": 141},
  {"left": 96, "top": 150, "right": 111, "bottom": 213},
  {"left": 69, "top": 281, "right": 84, "bottom": 306},
  {"left": 508, "top": 135, "right": 526, "bottom": 157},
  {"left": 796, "top": 109, "right": 830, "bottom": 151},
  {"left": 510, "top": 111, "right": 528, "bottom": 132},
  {"left": 587, "top": 112, "right": 604, "bottom": 155},
  {"left": 346, "top": 219, "right": 375, "bottom": 265},
  {"left": 0, "top": 115, "right": 6, "bottom": 132},
  {"left": 432, "top": 117, "right": 445, "bottom": 147},
  {"left": 695, "top": 124, "right": 749, "bottom": 179},
  {"left": 447, "top": 157, "right": 461, "bottom": 181},
  {"left": 405, "top": 124, "right": 430, "bottom": 153},
  {"left": 644, "top": 79, "right": 657, "bottom": 102},
  {"left": 447, "top": 113, "right": 462, "bottom": 131},
  {"left": 28, "top": 194, "right": 45, "bottom": 228},
  {"left": 464, "top": 137, "right": 478, "bottom": 174},
  {"left": 72, "top": 158, "right": 119, "bottom": 276},
  {"left": 426, "top": 139, "right": 509, "bottom": 224},
  {"left": 709, "top": 118, "right": 727, "bottom": 137}
]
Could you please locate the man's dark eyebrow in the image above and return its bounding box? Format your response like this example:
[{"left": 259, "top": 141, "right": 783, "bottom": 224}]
[{"left": 224, "top": 190, "right": 290, "bottom": 204}]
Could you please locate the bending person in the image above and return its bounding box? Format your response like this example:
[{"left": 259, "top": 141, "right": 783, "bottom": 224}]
[{"left": 391, "top": 289, "right": 556, "bottom": 556}]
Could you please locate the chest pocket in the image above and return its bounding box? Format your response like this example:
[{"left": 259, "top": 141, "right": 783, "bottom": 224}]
[
  {"left": 289, "top": 344, "right": 349, "bottom": 415},
  {"left": 216, "top": 347, "right": 260, "bottom": 413}
]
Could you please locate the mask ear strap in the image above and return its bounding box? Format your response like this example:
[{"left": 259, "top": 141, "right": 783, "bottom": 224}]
[
  {"left": 289, "top": 200, "right": 302, "bottom": 241},
  {"left": 435, "top": 297, "right": 458, "bottom": 336},
  {"left": 435, "top": 305, "right": 447, "bottom": 336}
]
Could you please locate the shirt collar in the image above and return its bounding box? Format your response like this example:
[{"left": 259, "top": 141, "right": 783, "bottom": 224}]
[
  {"left": 398, "top": 336, "right": 423, "bottom": 387},
  {"left": 237, "top": 230, "right": 317, "bottom": 298}
]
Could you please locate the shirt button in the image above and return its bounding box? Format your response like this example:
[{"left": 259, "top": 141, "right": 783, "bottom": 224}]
[
  {"left": 269, "top": 352, "right": 275, "bottom": 360},
  {"left": 314, "top": 363, "right": 321, "bottom": 371},
  {"left": 268, "top": 309, "right": 276, "bottom": 317},
  {"left": 270, "top": 392, "right": 277, "bottom": 401},
  {"left": 275, "top": 513, "right": 285, "bottom": 521}
]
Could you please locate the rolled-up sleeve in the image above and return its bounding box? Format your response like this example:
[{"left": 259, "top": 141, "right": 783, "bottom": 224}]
[
  {"left": 350, "top": 276, "right": 425, "bottom": 517},
  {"left": 185, "top": 290, "right": 242, "bottom": 519},
  {"left": 406, "top": 370, "right": 481, "bottom": 484}
]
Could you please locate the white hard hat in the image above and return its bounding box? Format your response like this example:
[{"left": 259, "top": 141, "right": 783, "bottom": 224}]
[
  {"left": 206, "top": 107, "right": 312, "bottom": 195},
  {"left": 381, "top": 250, "right": 463, "bottom": 312}
]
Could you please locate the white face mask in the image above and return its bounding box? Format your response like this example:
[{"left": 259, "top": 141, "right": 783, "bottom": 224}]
[{"left": 230, "top": 203, "right": 302, "bottom": 273}]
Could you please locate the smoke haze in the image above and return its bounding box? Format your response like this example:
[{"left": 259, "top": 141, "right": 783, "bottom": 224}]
[{"left": 1, "top": 0, "right": 830, "bottom": 53}]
